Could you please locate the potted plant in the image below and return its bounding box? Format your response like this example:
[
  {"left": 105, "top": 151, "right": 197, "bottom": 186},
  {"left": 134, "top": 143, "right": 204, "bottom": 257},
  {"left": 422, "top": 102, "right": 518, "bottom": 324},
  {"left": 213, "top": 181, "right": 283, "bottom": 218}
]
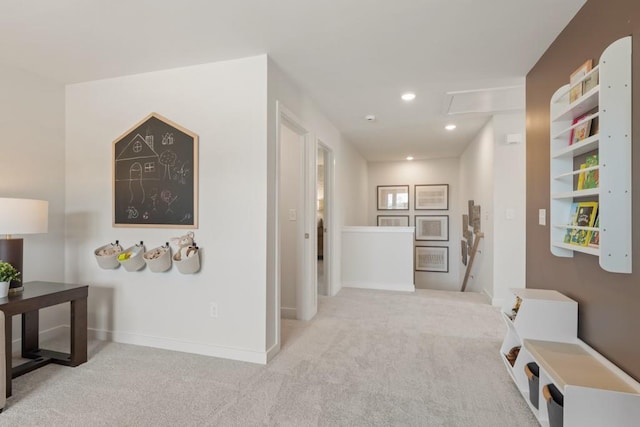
[{"left": 0, "top": 260, "right": 20, "bottom": 297}]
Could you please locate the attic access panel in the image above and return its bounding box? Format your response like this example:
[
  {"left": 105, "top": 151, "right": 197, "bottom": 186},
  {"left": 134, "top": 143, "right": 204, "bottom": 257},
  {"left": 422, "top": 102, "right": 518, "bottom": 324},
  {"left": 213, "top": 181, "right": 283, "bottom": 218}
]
[{"left": 113, "top": 113, "right": 198, "bottom": 228}]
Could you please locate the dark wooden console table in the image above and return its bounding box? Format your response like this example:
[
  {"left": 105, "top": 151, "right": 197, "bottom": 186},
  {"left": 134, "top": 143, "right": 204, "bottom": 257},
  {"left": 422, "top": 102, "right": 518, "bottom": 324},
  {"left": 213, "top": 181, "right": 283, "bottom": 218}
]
[{"left": 0, "top": 281, "right": 88, "bottom": 397}]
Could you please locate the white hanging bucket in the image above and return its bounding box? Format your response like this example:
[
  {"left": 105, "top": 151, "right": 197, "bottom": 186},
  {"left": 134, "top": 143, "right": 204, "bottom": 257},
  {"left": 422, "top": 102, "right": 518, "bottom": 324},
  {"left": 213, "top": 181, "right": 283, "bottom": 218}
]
[
  {"left": 118, "top": 242, "right": 146, "bottom": 272},
  {"left": 173, "top": 246, "right": 200, "bottom": 274},
  {"left": 144, "top": 244, "right": 172, "bottom": 273},
  {"left": 94, "top": 241, "right": 123, "bottom": 269}
]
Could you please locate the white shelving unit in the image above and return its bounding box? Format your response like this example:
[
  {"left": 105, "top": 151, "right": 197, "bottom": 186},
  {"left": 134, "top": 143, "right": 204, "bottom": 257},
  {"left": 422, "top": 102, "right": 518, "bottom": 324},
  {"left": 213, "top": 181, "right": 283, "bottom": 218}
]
[
  {"left": 501, "top": 289, "right": 640, "bottom": 426},
  {"left": 549, "top": 36, "right": 632, "bottom": 273}
]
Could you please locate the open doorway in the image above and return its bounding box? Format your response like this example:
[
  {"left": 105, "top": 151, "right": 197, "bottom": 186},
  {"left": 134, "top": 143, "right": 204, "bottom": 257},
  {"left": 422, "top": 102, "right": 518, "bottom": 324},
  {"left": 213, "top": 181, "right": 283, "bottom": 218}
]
[
  {"left": 277, "top": 105, "right": 317, "bottom": 330},
  {"left": 316, "top": 144, "right": 333, "bottom": 297}
]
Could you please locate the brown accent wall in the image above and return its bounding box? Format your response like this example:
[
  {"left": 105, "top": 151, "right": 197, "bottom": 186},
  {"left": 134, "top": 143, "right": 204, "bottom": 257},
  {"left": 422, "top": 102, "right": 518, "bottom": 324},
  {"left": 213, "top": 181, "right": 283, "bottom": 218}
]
[{"left": 526, "top": 0, "right": 640, "bottom": 381}]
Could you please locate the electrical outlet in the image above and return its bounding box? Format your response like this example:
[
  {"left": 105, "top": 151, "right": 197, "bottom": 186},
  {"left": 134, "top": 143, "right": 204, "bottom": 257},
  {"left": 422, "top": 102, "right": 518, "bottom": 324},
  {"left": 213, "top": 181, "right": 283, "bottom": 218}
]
[{"left": 209, "top": 302, "right": 218, "bottom": 318}]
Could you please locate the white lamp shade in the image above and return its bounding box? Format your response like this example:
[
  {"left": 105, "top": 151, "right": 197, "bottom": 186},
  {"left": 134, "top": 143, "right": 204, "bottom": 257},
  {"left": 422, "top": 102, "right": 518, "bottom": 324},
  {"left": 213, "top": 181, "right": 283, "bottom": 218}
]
[{"left": 0, "top": 198, "right": 49, "bottom": 235}]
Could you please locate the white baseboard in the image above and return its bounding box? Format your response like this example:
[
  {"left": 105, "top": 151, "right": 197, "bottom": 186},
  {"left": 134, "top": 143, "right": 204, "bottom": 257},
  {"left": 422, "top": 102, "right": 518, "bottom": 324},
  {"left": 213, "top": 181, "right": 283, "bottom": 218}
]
[
  {"left": 280, "top": 307, "right": 296, "bottom": 319},
  {"left": 265, "top": 342, "right": 280, "bottom": 363},
  {"left": 481, "top": 288, "right": 503, "bottom": 307},
  {"left": 342, "top": 281, "right": 415, "bottom": 292},
  {"left": 88, "top": 328, "right": 269, "bottom": 365}
]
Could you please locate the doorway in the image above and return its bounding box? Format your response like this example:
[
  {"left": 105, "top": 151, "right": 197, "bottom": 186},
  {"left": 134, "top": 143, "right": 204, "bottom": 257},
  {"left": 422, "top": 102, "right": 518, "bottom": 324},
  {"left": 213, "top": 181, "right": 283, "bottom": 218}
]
[
  {"left": 277, "top": 105, "right": 317, "bottom": 325},
  {"left": 316, "top": 144, "right": 333, "bottom": 297}
]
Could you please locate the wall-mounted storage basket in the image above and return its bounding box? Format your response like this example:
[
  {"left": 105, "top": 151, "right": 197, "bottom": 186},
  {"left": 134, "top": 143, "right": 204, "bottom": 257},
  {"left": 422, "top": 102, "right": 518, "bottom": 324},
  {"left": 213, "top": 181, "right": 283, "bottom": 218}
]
[
  {"left": 173, "top": 246, "right": 200, "bottom": 274},
  {"left": 118, "top": 242, "right": 146, "bottom": 272},
  {"left": 94, "top": 241, "right": 123, "bottom": 269},
  {"left": 144, "top": 244, "right": 172, "bottom": 273}
]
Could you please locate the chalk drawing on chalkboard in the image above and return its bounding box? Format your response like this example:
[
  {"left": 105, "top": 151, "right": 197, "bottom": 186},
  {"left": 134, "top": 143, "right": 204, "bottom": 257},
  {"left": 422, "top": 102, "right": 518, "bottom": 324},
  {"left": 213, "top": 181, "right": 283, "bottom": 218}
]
[{"left": 113, "top": 112, "right": 198, "bottom": 228}]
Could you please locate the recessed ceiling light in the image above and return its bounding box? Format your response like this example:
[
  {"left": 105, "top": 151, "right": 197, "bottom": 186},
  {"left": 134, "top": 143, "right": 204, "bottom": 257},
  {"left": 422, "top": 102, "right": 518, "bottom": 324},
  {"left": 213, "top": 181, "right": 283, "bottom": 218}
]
[
  {"left": 445, "top": 124, "right": 457, "bottom": 130},
  {"left": 365, "top": 114, "right": 376, "bottom": 122},
  {"left": 406, "top": 156, "right": 414, "bottom": 161},
  {"left": 401, "top": 92, "right": 416, "bottom": 101}
]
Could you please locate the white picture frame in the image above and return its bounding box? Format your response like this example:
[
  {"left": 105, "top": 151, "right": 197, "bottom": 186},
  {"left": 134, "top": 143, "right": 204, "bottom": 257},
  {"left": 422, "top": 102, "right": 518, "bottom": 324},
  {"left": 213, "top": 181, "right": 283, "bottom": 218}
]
[
  {"left": 415, "top": 246, "right": 448, "bottom": 272},
  {"left": 415, "top": 184, "right": 448, "bottom": 210},
  {"left": 415, "top": 215, "right": 449, "bottom": 241},
  {"left": 377, "top": 185, "right": 409, "bottom": 210},
  {"left": 377, "top": 215, "right": 410, "bottom": 227}
]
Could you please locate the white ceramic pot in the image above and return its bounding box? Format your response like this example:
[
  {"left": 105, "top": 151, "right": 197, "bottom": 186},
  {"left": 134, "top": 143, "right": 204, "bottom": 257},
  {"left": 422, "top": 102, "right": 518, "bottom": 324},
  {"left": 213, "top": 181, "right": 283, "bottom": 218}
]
[{"left": 0, "top": 281, "right": 9, "bottom": 298}]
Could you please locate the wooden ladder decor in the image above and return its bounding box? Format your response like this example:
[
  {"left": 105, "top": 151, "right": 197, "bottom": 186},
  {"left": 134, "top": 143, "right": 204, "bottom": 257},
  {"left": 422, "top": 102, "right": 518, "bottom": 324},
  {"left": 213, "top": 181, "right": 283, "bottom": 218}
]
[{"left": 461, "top": 231, "right": 484, "bottom": 292}]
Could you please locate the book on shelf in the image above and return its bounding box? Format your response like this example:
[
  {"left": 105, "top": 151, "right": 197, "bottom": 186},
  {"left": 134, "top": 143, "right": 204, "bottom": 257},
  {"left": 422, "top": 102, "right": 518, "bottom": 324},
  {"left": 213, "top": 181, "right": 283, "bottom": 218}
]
[
  {"left": 576, "top": 163, "right": 586, "bottom": 190},
  {"left": 583, "top": 68, "right": 599, "bottom": 94},
  {"left": 570, "top": 202, "right": 598, "bottom": 246},
  {"left": 563, "top": 202, "right": 580, "bottom": 243},
  {"left": 569, "top": 116, "right": 579, "bottom": 145},
  {"left": 569, "top": 59, "right": 593, "bottom": 103},
  {"left": 583, "top": 154, "right": 599, "bottom": 189},
  {"left": 572, "top": 114, "right": 592, "bottom": 145},
  {"left": 588, "top": 216, "right": 600, "bottom": 248}
]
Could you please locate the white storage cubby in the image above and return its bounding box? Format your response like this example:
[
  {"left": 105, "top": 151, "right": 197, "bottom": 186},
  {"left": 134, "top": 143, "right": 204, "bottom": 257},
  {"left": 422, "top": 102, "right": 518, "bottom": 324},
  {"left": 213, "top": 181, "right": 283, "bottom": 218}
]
[
  {"left": 501, "top": 289, "right": 640, "bottom": 426},
  {"left": 500, "top": 289, "right": 577, "bottom": 391},
  {"left": 549, "top": 36, "right": 632, "bottom": 273}
]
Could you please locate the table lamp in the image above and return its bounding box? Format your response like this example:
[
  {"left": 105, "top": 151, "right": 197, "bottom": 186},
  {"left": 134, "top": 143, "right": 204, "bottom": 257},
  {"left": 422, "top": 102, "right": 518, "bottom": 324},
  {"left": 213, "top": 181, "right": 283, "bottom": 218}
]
[{"left": 0, "top": 198, "right": 48, "bottom": 294}]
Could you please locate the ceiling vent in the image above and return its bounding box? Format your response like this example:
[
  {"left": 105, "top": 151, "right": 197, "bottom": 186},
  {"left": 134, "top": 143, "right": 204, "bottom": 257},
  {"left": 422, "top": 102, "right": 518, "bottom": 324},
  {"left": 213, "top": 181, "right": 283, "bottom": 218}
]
[{"left": 445, "top": 85, "right": 525, "bottom": 115}]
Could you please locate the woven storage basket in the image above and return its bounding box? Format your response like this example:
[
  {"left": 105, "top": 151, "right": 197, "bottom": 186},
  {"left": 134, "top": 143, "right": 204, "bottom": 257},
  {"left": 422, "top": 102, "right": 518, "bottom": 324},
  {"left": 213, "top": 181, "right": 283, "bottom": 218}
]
[
  {"left": 144, "top": 245, "right": 172, "bottom": 273},
  {"left": 173, "top": 246, "right": 200, "bottom": 274},
  {"left": 94, "top": 242, "right": 123, "bottom": 269},
  {"left": 118, "top": 243, "right": 146, "bottom": 272}
]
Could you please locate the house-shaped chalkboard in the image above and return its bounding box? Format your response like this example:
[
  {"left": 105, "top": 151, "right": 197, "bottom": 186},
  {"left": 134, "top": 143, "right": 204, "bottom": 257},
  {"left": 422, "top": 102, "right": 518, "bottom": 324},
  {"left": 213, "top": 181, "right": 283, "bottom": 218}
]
[{"left": 113, "top": 113, "right": 198, "bottom": 228}]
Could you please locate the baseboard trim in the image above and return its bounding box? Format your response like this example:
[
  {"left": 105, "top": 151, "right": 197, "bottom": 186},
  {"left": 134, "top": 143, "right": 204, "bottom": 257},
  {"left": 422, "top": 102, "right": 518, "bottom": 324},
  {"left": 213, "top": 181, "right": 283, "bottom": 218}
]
[
  {"left": 280, "top": 307, "right": 296, "bottom": 319},
  {"left": 342, "top": 281, "right": 415, "bottom": 292},
  {"left": 480, "top": 288, "right": 502, "bottom": 306},
  {"left": 88, "top": 328, "right": 269, "bottom": 365},
  {"left": 265, "top": 342, "right": 280, "bottom": 362}
]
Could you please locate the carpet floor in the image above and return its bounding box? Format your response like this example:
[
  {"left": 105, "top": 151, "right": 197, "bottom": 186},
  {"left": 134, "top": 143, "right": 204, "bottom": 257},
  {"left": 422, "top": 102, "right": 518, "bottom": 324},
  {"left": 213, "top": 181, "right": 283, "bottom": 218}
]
[{"left": 0, "top": 288, "right": 537, "bottom": 426}]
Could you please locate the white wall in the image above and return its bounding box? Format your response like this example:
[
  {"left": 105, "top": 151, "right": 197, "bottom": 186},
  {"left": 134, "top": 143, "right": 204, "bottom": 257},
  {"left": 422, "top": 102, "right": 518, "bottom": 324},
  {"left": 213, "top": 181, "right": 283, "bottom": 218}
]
[
  {"left": 367, "top": 158, "right": 461, "bottom": 290},
  {"left": 492, "top": 113, "right": 526, "bottom": 305},
  {"left": 459, "top": 112, "right": 526, "bottom": 305},
  {"left": 0, "top": 63, "right": 67, "bottom": 338},
  {"left": 266, "top": 59, "right": 368, "bottom": 354},
  {"left": 65, "top": 56, "right": 270, "bottom": 363}
]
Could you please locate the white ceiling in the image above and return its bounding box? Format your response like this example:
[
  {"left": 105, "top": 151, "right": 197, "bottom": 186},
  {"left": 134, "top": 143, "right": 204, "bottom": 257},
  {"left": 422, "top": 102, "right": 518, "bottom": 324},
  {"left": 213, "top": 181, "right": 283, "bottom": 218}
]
[{"left": 0, "top": 0, "right": 586, "bottom": 161}]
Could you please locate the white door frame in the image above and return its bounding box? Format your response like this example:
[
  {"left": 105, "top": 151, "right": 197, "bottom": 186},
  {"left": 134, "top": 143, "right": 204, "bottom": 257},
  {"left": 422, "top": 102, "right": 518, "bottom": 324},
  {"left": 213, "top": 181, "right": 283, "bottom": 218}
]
[
  {"left": 275, "top": 102, "right": 318, "bottom": 340},
  {"left": 317, "top": 140, "right": 335, "bottom": 297}
]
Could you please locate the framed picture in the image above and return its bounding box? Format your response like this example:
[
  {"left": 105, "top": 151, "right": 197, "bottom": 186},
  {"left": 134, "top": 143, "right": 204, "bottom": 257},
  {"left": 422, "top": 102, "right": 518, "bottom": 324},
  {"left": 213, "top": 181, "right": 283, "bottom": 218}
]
[
  {"left": 377, "top": 185, "right": 409, "bottom": 210},
  {"left": 113, "top": 112, "right": 198, "bottom": 228},
  {"left": 569, "top": 59, "right": 593, "bottom": 103},
  {"left": 415, "top": 246, "right": 449, "bottom": 273},
  {"left": 377, "top": 215, "right": 410, "bottom": 227},
  {"left": 415, "top": 184, "right": 448, "bottom": 210},
  {"left": 415, "top": 215, "right": 449, "bottom": 241}
]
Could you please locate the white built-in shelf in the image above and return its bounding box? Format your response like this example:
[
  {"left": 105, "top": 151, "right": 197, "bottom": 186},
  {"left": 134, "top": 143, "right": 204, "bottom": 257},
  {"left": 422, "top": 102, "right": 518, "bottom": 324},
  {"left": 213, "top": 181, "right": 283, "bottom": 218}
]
[
  {"left": 551, "top": 135, "right": 599, "bottom": 158},
  {"left": 551, "top": 188, "right": 599, "bottom": 199},
  {"left": 551, "top": 242, "right": 599, "bottom": 256},
  {"left": 549, "top": 36, "right": 632, "bottom": 273}
]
